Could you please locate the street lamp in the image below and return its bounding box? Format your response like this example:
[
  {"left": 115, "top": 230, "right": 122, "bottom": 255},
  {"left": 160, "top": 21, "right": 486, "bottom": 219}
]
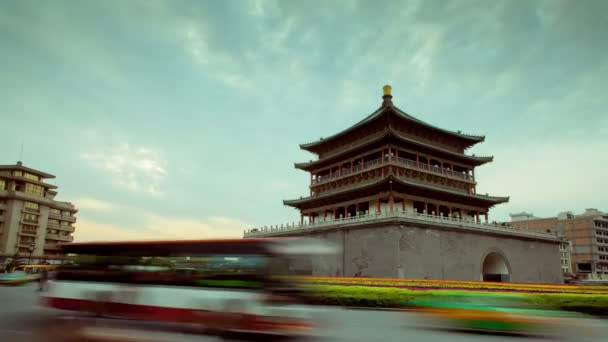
[{"left": 28, "top": 243, "right": 35, "bottom": 265}]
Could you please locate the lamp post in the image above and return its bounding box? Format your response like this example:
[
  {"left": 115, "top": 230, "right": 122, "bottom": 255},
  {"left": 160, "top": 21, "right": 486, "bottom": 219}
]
[{"left": 28, "top": 243, "right": 35, "bottom": 265}]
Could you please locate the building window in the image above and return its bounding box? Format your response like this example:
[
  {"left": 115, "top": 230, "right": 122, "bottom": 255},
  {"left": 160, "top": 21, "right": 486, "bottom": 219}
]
[
  {"left": 23, "top": 173, "right": 40, "bottom": 181},
  {"left": 62, "top": 211, "right": 72, "bottom": 217},
  {"left": 19, "top": 236, "right": 35, "bottom": 243},
  {"left": 0, "top": 179, "right": 5, "bottom": 190},
  {"left": 48, "top": 219, "right": 59, "bottom": 225},
  {"left": 13, "top": 171, "right": 23, "bottom": 177},
  {"left": 24, "top": 183, "right": 44, "bottom": 197},
  {"left": 24, "top": 201, "right": 39, "bottom": 212},
  {"left": 21, "top": 224, "right": 37, "bottom": 232},
  {"left": 47, "top": 229, "right": 59, "bottom": 235},
  {"left": 22, "top": 212, "right": 39, "bottom": 223},
  {"left": 50, "top": 208, "right": 61, "bottom": 215}
]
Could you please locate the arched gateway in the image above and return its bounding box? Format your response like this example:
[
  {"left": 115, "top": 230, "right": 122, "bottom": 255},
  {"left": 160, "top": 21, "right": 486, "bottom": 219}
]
[{"left": 481, "top": 251, "right": 511, "bottom": 282}]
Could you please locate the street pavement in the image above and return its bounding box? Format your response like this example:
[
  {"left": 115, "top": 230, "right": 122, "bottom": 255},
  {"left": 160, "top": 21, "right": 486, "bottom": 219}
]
[{"left": 1, "top": 283, "right": 607, "bottom": 341}]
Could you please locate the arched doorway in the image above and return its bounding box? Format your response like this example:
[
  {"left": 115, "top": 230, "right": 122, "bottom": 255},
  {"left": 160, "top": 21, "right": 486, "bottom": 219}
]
[{"left": 481, "top": 251, "right": 510, "bottom": 282}]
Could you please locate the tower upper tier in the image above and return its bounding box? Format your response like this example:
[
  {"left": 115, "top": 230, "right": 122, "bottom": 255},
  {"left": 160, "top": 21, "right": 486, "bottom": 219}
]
[{"left": 299, "top": 86, "right": 485, "bottom": 160}]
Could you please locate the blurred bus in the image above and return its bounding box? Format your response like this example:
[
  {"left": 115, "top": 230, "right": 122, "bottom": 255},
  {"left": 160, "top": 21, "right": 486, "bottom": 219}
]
[{"left": 40, "top": 238, "right": 338, "bottom": 341}]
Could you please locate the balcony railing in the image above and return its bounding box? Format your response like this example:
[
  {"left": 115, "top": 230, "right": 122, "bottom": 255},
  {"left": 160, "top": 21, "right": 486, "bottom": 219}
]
[
  {"left": 48, "top": 222, "right": 74, "bottom": 232},
  {"left": 49, "top": 212, "right": 77, "bottom": 222},
  {"left": 18, "top": 230, "right": 37, "bottom": 237},
  {"left": 46, "top": 233, "right": 74, "bottom": 242},
  {"left": 244, "top": 210, "right": 558, "bottom": 240},
  {"left": 312, "top": 156, "right": 474, "bottom": 186},
  {"left": 57, "top": 225, "right": 75, "bottom": 233}
]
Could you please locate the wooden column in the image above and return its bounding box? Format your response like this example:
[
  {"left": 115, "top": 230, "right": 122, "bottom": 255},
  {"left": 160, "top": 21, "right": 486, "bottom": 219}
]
[
  {"left": 310, "top": 174, "right": 313, "bottom": 196},
  {"left": 424, "top": 202, "right": 428, "bottom": 214},
  {"left": 402, "top": 199, "right": 406, "bottom": 212},
  {"left": 356, "top": 203, "right": 360, "bottom": 216},
  {"left": 300, "top": 214, "right": 304, "bottom": 225},
  {"left": 389, "top": 195, "right": 394, "bottom": 212},
  {"left": 376, "top": 198, "right": 381, "bottom": 213},
  {"left": 475, "top": 211, "right": 480, "bottom": 223},
  {"left": 448, "top": 207, "right": 452, "bottom": 218},
  {"left": 484, "top": 212, "right": 489, "bottom": 223}
]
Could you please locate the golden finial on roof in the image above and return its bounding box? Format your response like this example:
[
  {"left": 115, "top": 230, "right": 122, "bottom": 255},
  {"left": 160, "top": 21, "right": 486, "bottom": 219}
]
[{"left": 383, "top": 85, "right": 392, "bottom": 96}]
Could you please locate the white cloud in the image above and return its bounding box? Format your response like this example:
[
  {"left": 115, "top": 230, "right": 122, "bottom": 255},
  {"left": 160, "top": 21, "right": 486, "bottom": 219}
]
[
  {"left": 71, "top": 197, "right": 114, "bottom": 211},
  {"left": 477, "top": 138, "right": 608, "bottom": 221},
  {"left": 82, "top": 143, "right": 167, "bottom": 195},
  {"left": 178, "top": 20, "right": 254, "bottom": 92}
]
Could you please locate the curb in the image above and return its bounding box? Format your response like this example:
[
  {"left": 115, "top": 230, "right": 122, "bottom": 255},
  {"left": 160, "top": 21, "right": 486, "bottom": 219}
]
[{"left": 341, "top": 306, "right": 412, "bottom": 312}]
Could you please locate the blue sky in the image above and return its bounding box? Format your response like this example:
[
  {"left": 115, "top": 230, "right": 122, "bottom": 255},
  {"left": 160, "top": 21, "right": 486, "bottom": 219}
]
[{"left": 1, "top": 0, "right": 606, "bottom": 241}]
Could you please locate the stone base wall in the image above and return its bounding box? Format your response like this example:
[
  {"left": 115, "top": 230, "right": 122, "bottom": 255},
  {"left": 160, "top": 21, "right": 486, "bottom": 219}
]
[{"left": 305, "top": 223, "right": 563, "bottom": 284}]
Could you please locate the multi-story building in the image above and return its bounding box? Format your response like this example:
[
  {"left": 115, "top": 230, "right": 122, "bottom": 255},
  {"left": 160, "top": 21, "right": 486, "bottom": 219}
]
[
  {"left": 0, "top": 162, "right": 77, "bottom": 267},
  {"left": 510, "top": 209, "right": 608, "bottom": 281},
  {"left": 245, "top": 86, "right": 563, "bottom": 283}
]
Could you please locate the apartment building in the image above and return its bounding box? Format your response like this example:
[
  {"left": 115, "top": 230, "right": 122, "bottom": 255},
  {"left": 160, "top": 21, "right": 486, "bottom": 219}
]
[
  {"left": 0, "top": 162, "right": 77, "bottom": 267},
  {"left": 510, "top": 209, "right": 608, "bottom": 281}
]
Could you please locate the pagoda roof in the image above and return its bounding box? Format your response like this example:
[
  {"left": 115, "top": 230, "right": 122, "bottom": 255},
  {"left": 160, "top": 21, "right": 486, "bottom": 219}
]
[
  {"left": 283, "top": 175, "right": 509, "bottom": 210},
  {"left": 300, "top": 92, "right": 485, "bottom": 154},
  {"left": 295, "top": 128, "right": 493, "bottom": 171}
]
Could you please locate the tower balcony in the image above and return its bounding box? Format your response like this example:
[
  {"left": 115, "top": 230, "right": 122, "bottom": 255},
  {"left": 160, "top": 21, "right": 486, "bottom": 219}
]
[
  {"left": 311, "top": 156, "right": 474, "bottom": 188},
  {"left": 244, "top": 210, "right": 557, "bottom": 241}
]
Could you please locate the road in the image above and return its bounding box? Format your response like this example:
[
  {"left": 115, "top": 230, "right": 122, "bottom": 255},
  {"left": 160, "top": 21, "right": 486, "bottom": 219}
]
[{"left": 1, "top": 284, "right": 607, "bottom": 341}]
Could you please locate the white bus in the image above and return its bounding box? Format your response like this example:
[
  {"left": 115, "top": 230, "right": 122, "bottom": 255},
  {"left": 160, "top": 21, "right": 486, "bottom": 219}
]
[{"left": 40, "top": 238, "right": 338, "bottom": 341}]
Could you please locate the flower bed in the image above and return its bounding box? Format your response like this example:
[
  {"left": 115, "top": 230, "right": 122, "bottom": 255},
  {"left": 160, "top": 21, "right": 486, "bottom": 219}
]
[
  {"left": 283, "top": 276, "right": 608, "bottom": 295},
  {"left": 303, "top": 285, "right": 608, "bottom": 316}
]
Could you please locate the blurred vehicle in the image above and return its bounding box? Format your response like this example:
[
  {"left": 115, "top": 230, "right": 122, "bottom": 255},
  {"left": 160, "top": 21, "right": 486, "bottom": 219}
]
[
  {"left": 39, "top": 238, "right": 338, "bottom": 341},
  {"left": 406, "top": 293, "right": 588, "bottom": 337},
  {"left": 0, "top": 270, "right": 34, "bottom": 286}
]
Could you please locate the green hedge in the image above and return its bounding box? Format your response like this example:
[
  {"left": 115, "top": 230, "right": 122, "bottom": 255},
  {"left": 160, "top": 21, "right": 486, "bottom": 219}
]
[{"left": 303, "top": 285, "right": 608, "bottom": 316}]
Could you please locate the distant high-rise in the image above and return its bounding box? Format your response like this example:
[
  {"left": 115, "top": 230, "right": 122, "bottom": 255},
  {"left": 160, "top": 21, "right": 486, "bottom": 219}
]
[{"left": 0, "top": 162, "right": 77, "bottom": 267}]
